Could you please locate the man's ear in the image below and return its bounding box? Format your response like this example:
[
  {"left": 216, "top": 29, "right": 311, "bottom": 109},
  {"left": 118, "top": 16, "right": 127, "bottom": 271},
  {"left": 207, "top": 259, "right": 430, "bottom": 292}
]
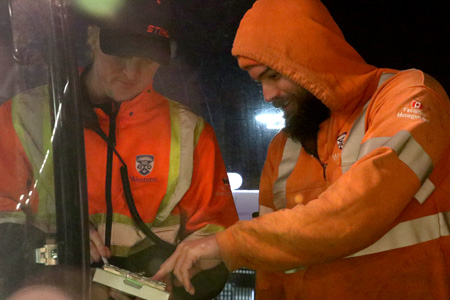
[{"left": 86, "top": 25, "right": 100, "bottom": 52}]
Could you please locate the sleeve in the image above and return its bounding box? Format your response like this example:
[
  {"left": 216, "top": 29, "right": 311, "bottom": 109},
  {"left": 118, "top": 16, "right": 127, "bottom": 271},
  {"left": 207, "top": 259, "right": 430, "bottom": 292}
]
[
  {"left": 216, "top": 72, "right": 450, "bottom": 272},
  {"left": 0, "top": 100, "right": 33, "bottom": 211},
  {"left": 177, "top": 121, "right": 239, "bottom": 241}
]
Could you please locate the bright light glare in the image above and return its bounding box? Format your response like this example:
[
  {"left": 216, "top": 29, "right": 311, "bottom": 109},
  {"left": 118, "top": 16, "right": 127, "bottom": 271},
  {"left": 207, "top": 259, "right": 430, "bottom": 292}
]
[
  {"left": 75, "top": 0, "right": 125, "bottom": 18},
  {"left": 227, "top": 172, "right": 243, "bottom": 190},
  {"left": 255, "top": 109, "right": 285, "bottom": 130}
]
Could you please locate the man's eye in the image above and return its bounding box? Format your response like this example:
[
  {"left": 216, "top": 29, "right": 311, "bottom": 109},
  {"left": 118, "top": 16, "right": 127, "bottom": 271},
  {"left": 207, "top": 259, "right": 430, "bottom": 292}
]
[{"left": 268, "top": 72, "right": 281, "bottom": 80}]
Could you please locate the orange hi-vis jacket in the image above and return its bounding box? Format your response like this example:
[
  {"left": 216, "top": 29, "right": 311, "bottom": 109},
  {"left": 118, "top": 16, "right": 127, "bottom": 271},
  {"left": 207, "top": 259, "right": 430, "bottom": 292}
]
[
  {"left": 85, "top": 83, "right": 238, "bottom": 256},
  {"left": 0, "top": 82, "right": 238, "bottom": 258},
  {"left": 216, "top": 0, "right": 450, "bottom": 299},
  {"left": 0, "top": 87, "right": 55, "bottom": 232}
]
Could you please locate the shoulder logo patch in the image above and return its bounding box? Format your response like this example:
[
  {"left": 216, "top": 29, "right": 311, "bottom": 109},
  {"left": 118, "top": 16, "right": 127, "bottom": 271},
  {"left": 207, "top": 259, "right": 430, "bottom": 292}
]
[
  {"left": 136, "top": 155, "right": 154, "bottom": 176},
  {"left": 337, "top": 132, "right": 347, "bottom": 150}
]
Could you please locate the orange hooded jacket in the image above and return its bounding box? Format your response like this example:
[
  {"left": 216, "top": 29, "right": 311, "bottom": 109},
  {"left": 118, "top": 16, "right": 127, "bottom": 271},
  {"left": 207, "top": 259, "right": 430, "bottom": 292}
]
[{"left": 215, "top": 0, "right": 450, "bottom": 299}]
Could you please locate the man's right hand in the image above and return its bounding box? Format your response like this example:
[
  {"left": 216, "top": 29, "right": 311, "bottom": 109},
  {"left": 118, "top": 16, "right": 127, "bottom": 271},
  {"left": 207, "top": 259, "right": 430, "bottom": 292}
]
[{"left": 89, "top": 224, "right": 111, "bottom": 264}]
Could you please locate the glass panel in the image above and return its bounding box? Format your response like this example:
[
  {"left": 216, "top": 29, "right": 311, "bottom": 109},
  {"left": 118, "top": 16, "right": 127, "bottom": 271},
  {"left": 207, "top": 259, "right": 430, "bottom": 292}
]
[
  {"left": 0, "top": 1, "right": 55, "bottom": 297},
  {"left": 0, "top": 0, "right": 89, "bottom": 298}
]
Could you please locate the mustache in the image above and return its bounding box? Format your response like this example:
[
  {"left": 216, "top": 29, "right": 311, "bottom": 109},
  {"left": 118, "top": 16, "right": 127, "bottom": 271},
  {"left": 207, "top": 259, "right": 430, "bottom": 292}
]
[{"left": 271, "top": 95, "right": 294, "bottom": 109}]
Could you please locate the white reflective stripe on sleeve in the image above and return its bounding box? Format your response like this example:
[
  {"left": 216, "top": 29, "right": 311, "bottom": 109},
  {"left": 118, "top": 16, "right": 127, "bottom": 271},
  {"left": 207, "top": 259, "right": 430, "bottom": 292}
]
[
  {"left": 414, "top": 179, "right": 435, "bottom": 204},
  {"left": 349, "top": 211, "right": 450, "bottom": 258},
  {"left": 358, "top": 131, "right": 433, "bottom": 182},
  {"left": 272, "top": 138, "right": 302, "bottom": 210},
  {"left": 259, "top": 205, "right": 274, "bottom": 216},
  {"left": 154, "top": 106, "right": 197, "bottom": 223}
]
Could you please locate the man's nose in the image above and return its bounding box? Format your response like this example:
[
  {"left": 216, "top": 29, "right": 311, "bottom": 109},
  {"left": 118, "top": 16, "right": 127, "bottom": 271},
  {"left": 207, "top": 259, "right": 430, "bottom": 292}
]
[
  {"left": 122, "top": 57, "right": 142, "bottom": 79},
  {"left": 262, "top": 84, "right": 280, "bottom": 102}
]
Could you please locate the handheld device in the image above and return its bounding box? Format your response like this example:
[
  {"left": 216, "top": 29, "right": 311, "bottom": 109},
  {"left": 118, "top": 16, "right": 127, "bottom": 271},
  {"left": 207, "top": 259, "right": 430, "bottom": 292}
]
[{"left": 93, "top": 263, "right": 170, "bottom": 300}]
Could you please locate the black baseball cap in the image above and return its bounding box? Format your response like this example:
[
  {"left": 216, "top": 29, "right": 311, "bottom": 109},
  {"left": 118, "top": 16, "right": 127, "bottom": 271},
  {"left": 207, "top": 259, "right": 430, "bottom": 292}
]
[{"left": 82, "top": 0, "right": 172, "bottom": 65}]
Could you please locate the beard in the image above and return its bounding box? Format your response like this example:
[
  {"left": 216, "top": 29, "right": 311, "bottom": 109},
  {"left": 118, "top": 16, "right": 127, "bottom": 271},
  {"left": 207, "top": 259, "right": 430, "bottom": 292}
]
[{"left": 274, "top": 89, "right": 330, "bottom": 150}]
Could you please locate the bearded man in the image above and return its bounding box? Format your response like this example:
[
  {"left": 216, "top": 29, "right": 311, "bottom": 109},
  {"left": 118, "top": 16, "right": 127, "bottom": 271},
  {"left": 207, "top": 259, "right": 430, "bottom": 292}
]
[{"left": 154, "top": 0, "right": 450, "bottom": 299}]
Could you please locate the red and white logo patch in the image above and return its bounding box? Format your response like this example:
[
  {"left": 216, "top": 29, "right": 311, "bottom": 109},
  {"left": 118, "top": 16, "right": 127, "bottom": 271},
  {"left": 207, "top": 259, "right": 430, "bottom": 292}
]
[{"left": 411, "top": 101, "right": 423, "bottom": 109}]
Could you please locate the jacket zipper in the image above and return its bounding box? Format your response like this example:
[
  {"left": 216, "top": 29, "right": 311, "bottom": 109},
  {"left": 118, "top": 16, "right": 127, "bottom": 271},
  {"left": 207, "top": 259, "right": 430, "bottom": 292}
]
[
  {"left": 104, "top": 104, "right": 118, "bottom": 248},
  {"left": 314, "top": 156, "right": 327, "bottom": 181}
]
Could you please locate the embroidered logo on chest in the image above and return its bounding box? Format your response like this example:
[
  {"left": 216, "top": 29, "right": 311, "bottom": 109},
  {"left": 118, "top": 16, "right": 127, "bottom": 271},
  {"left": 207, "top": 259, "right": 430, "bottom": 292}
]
[
  {"left": 135, "top": 155, "right": 154, "bottom": 176},
  {"left": 337, "top": 132, "right": 347, "bottom": 150}
]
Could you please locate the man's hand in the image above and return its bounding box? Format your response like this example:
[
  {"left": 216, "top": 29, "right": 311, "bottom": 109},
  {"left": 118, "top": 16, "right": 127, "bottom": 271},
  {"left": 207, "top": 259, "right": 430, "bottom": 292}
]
[
  {"left": 152, "top": 235, "right": 222, "bottom": 295},
  {"left": 90, "top": 224, "right": 111, "bottom": 264}
]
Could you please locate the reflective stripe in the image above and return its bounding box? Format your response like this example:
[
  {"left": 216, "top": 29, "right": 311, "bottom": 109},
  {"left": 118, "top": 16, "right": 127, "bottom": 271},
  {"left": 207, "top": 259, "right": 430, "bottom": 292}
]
[
  {"left": 183, "top": 224, "right": 227, "bottom": 242},
  {"left": 154, "top": 102, "right": 199, "bottom": 225},
  {"left": 414, "top": 179, "right": 435, "bottom": 204},
  {"left": 359, "top": 131, "right": 433, "bottom": 183},
  {"left": 338, "top": 72, "right": 441, "bottom": 259},
  {"left": 341, "top": 73, "right": 395, "bottom": 174},
  {"left": 272, "top": 138, "right": 302, "bottom": 210},
  {"left": 285, "top": 212, "right": 450, "bottom": 272},
  {"left": 350, "top": 211, "right": 450, "bottom": 257},
  {"left": 91, "top": 212, "right": 181, "bottom": 256},
  {"left": 11, "top": 86, "right": 56, "bottom": 228},
  {"left": 259, "top": 205, "right": 274, "bottom": 216},
  {"left": 341, "top": 101, "right": 367, "bottom": 174},
  {"left": 341, "top": 73, "right": 435, "bottom": 205}
]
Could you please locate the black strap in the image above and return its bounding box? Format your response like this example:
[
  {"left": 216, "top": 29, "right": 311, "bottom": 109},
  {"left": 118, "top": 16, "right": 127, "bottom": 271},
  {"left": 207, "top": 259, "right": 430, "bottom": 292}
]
[
  {"left": 119, "top": 165, "right": 175, "bottom": 252},
  {"left": 82, "top": 106, "right": 175, "bottom": 252}
]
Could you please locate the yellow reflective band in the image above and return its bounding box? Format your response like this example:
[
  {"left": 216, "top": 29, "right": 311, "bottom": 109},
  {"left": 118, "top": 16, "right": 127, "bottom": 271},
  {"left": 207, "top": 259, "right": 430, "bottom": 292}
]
[
  {"left": 155, "top": 100, "right": 181, "bottom": 223},
  {"left": 154, "top": 102, "right": 198, "bottom": 226},
  {"left": 11, "top": 86, "right": 56, "bottom": 227}
]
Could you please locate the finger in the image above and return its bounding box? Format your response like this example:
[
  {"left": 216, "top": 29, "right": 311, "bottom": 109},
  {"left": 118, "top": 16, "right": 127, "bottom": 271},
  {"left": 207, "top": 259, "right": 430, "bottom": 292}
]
[
  {"left": 173, "top": 244, "right": 196, "bottom": 295},
  {"left": 152, "top": 250, "right": 180, "bottom": 281},
  {"left": 162, "top": 274, "right": 173, "bottom": 292},
  {"left": 90, "top": 228, "right": 111, "bottom": 258}
]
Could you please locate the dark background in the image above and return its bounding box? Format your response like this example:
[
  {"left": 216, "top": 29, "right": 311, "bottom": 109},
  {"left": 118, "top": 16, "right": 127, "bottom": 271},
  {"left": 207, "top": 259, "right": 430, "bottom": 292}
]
[{"left": 154, "top": 0, "right": 450, "bottom": 189}]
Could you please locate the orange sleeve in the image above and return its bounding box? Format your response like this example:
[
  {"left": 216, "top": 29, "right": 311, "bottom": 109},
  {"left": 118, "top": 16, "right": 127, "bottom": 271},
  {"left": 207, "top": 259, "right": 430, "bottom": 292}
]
[
  {"left": 0, "top": 100, "right": 33, "bottom": 211},
  {"left": 177, "top": 122, "right": 239, "bottom": 240}
]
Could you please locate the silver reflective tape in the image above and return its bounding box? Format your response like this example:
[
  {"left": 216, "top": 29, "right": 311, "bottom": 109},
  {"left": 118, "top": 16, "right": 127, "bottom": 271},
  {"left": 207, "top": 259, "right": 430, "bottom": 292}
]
[
  {"left": 349, "top": 211, "right": 450, "bottom": 258},
  {"left": 272, "top": 138, "right": 302, "bottom": 210},
  {"left": 414, "top": 179, "right": 435, "bottom": 204},
  {"left": 341, "top": 73, "right": 395, "bottom": 174},
  {"left": 259, "top": 205, "right": 274, "bottom": 216},
  {"left": 359, "top": 131, "right": 433, "bottom": 183},
  {"left": 341, "top": 103, "right": 367, "bottom": 174}
]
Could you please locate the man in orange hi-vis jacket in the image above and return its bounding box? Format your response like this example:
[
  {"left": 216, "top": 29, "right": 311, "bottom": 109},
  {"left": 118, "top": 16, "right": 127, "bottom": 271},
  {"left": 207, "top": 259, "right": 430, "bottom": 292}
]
[
  {"left": 0, "top": 1, "right": 238, "bottom": 299},
  {"left": 154, "top": 0, "right": 450, "bottom": 299}
]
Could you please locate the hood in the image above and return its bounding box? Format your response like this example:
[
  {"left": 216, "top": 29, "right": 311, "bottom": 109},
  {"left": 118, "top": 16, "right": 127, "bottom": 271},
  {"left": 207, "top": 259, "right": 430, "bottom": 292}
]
[{"left": 232, "top": 0, "right": 382, "bottom": 113}]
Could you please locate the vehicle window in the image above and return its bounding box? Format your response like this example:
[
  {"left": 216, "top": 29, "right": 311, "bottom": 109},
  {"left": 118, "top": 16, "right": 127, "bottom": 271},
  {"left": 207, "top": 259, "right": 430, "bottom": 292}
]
[{"left": 1, "top": 0, "right": 448, "bottom": 299}]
